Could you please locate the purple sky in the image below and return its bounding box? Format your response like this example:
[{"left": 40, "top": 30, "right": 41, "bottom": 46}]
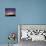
[{"left": 5, "top": 8, "right": 16, "bottom": 13}]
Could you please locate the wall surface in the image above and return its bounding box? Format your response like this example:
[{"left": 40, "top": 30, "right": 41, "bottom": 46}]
[{"left": 0, "top": 0, "right": 46, "bottom": 44}]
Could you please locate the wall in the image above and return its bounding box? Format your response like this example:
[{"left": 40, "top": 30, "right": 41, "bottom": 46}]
[{"left": 0, "top": 0, "right": 46, "bottom": 44}]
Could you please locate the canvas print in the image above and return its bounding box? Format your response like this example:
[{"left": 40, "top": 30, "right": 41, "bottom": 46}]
[{"left": 5, "top": 8, "right": 16, "bottom": 16}]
